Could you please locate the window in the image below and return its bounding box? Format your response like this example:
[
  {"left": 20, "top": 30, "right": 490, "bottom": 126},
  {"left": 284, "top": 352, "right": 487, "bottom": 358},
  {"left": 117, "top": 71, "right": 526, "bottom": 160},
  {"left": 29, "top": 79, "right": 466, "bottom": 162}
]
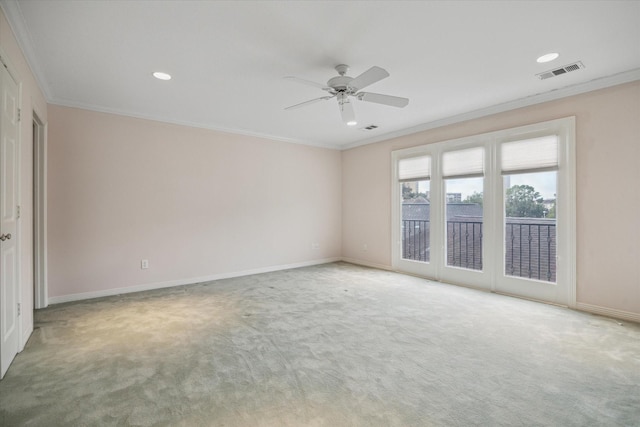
[
  {"left": 442, "top": 147, "right": 484, "bottom": 271},
  {"left": 501, "top": 136, "right": 559, "bottom": 282},
  {"left": 398, "top": 156, "right": 431, "bottom": 263},
  {"left": 391, "top": 117, "right": 575, "bottom": 306},
  {"left": 503, "top": 172, "right": 557, "bottom": 282}
]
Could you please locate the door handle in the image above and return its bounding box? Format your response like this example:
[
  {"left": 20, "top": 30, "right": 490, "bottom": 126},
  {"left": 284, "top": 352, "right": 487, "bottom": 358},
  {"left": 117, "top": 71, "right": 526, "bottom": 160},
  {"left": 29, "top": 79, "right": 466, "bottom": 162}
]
[{"left": 0, "top": 233, "right": 11, "bottom": 241}]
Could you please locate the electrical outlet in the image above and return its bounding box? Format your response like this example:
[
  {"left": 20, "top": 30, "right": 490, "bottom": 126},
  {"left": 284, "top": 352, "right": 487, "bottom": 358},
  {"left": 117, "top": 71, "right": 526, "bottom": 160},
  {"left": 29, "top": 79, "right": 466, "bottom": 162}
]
[
  {"left": 141, "top": 259, "right": 149, "bottom": 269},
  {"left": 311, "top": 242, "right": 320, "bottom": 250},
  {"left": 363, "top": 243, "right": 368, "bottom": 251}
]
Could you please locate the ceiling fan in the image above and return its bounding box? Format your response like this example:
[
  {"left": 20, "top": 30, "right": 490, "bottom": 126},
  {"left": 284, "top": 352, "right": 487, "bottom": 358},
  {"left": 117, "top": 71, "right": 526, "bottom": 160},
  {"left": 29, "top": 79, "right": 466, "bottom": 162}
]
[{"left": 284, "top": 64, "right": 409, "bottom": 126}]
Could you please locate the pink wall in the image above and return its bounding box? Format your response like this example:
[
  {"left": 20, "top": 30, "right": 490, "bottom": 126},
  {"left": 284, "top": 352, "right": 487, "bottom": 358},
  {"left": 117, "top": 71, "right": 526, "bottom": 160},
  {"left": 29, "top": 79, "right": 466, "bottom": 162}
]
[
  {"left": 47, "top": 105, "right": 342, "bottom": 298},
  {"left": 48, "top": 82, "right": 640, "bottom": 318},
  {"left": 0, "top": 8, "right": 48, "bottom": 343},
  {"left": 343, "top": 81, "right": 640, "bottom": 316}
]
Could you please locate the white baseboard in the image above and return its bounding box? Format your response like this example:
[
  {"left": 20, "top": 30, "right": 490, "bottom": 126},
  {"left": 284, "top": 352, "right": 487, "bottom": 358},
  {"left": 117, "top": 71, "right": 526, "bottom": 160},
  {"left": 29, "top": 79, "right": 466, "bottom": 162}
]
[
  {"left": 47, "top": 259, "right": 640, "bottom": 326},
  {"left": 575, "top": 302, "right": 640, "bottom": 324},
  {"left": 48, "top": 257, "right": 341, "bottom": 305},
  {"left": 340, "top": 257, "right": 392, "bottom": 271}
]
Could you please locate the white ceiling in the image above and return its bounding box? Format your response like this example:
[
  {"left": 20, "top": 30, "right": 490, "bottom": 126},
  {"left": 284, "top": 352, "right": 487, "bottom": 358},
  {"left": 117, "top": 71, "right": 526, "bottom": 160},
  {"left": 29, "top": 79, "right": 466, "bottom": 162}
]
[{"left": 3, "top": 0, "right": 640, "bottom": 149}]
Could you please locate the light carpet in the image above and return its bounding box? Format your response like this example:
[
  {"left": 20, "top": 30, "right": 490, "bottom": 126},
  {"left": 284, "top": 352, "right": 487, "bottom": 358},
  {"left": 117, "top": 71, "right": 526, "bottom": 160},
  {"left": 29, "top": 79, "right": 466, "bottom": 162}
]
[{"left": 1, "top": 262, "right": 638, "bottom": 426}]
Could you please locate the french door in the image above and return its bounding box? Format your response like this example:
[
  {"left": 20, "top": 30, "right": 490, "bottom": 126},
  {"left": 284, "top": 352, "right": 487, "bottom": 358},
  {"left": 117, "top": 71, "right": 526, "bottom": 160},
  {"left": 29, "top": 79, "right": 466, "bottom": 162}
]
[
  {"left": 392, "top": 118, "right": 575, "bottom": 306},
  {"left": 493, "top": 131, "right": 575, "bottom": 305},
  {"left": 393, "top": 153, "right": 438, "bottom": 278}
]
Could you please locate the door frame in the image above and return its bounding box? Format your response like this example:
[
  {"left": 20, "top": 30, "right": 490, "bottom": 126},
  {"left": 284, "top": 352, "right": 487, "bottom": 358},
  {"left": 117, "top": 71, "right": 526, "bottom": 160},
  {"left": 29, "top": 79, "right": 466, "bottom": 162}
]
[
  {"left": 33, "top": 112, "right": 47, "bottom": 309},
  {"left": 391, "top": 117, "right": 576, "bottom": 307},
  {"left": 492, "top": 119, "right": 576, "bottom": 306},
  {"left": 391, "top": 147, "right": 440, "bottom": 278},
  {"left": 0, "top": 49, "right": 23, "bottom": 378}
]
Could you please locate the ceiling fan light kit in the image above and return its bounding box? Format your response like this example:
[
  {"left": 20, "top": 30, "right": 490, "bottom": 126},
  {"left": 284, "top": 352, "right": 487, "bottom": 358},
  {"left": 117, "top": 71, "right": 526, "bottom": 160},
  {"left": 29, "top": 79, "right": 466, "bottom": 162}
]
[
  {"left": 285, "top": 64, "right": 409, "bottom": 126},
  {"left": 338, "top": 93, "right": 357, "bottom": 126}
]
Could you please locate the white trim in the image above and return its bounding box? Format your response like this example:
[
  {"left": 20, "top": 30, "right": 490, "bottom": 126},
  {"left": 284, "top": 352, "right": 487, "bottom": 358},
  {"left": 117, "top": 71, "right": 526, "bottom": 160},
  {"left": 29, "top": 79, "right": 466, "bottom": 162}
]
[
  {"left": 32, "top": 113, "right": 47, "bottom": 309},
  {"left": 48, "top": 257, "right": 341, "bottom": 305},
  {"left": 491, "top": 118, "right": 576, "bottom": 305},
  {"left": 49, "top": 99, "right": 341, "bottom": 151},
  {"left": 51, "top": 70, "right": 640, "bottom": 153},
  {"left": 0, "top": 47, "right": 27, "bottom": 353},
  {"left": 341, "top": 257, "right": 393, "bottom": 271},
  {"left": 2, "top": 0, "right": 636, "bottom": 152},
  {"left": 0, "top": 0, "right": 52, "bottom": 101},
  {"left": 44, "top": 257, "right": 640, "bottom": 324},
  {"left": 564, "top": 119, "right": 577, "bottom": 309},
  {"left": 16, "top": 78, "right": 23, "bottom": 350},
  {"left": 342, "top": 69, "right": 640, "bottom": 150},
  {"left": 5, "top": 50, "right": 27, "bottom": 351},
  {"left": 575, "top": 302, "right": 640, "bottom": 324},
  {"left": 390, "top": 117, "right": 576, "bottom": 306},
  {"left": 391, "top": 147, "right": 437, "bottom": 277}
]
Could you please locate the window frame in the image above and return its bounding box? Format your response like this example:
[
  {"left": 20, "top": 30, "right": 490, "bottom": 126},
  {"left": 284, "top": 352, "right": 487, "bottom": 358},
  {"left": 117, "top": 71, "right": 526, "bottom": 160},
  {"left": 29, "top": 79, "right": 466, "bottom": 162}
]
[
  {"left": 391, "top": 117, "right": 576, "bottom": 307},
  {"left": 392, "top": 148, "right": 438, "bottom": 278}
]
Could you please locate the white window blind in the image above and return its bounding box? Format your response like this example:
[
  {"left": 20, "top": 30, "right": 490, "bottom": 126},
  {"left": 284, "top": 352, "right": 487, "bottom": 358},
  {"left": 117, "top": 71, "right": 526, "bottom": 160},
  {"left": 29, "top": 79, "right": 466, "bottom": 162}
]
[
  {"left": 442, "top": 147, "right": 484, "bottom": 178},
  {"left": 501, "top": 135, "right": 559, "bottom": 174},
  {"left": 398, "top": 155, "right": 431, "bottom": 181}
]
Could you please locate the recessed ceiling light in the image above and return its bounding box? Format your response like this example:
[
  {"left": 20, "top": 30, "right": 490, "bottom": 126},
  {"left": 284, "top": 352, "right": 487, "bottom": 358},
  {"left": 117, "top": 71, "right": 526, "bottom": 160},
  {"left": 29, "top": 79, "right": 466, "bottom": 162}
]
[
  {"left": 152, "top": 71, "right": 171, "bottom": 80},
  {"left": 347, "top": 121, "right": 357, "bottom": 126},
  {"left": 536, "top": 53, "right": 559, "bottom": 63}
]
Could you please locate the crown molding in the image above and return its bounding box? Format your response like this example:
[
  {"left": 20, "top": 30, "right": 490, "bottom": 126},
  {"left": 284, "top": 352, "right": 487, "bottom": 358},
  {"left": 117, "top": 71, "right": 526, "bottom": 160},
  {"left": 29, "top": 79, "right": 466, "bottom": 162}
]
[
  {"left": 3, "top": 0, "right": 638, "bottom": 152},
  {"left": 0, "top": 0, "right": 53, "bottom": 101},
  {"left": 340, "top": 68, "right": 640, "bottom": 150},
  {"left": 50, "top": 68, "right": 640, "bottom": 152},
  {"left": 49, "top": 98, "right": 341, "bottom": 150}
]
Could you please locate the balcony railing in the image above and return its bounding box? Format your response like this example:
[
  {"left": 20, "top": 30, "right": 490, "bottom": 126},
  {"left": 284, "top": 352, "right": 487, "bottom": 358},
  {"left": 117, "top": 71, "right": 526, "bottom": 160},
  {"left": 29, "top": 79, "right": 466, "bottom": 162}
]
[
  {"left": 506, "top": 221, "right": 556, "bottom": 282},
  {"left": 447, "top": 220, "right": 483, "bottom": 270},
  {"left": 401, "top": 219, "right": 556, "bottom": 282},
  {"left": 402, "top": 220, "right": 430, "bottom": 262}
]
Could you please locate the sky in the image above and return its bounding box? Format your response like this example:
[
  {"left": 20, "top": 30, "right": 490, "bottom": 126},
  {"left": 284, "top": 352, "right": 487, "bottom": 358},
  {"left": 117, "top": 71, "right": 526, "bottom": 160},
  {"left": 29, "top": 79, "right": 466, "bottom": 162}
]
[
  {"left": 418, "top": 171, "right": 557, "bottom": 201},
  {"left": 508, "top": 171, "right": 557, "bottom": 200}
]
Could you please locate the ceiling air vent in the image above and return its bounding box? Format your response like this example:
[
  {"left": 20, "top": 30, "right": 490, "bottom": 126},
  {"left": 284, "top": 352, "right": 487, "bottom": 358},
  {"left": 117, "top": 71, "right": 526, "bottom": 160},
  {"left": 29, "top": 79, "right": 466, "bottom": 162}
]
[
  {"left": 360, "top": 124, "right": 379, "bottom": 131},
  {"left": 536, "top": 61, "right": 585, "bottom": 80}
]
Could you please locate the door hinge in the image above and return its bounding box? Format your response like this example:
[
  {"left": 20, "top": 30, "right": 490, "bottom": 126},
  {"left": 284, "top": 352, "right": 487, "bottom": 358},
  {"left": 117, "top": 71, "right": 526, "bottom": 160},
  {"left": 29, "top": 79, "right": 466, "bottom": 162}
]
[
  {"left": 17, "top": 108, "right": 21, "bottom": 122},
  {"left": 16, "top": 205, "right": 20, "bottom": 219},
  {"left": 17, "top": 303, "right": 21, "bottom": 316}
]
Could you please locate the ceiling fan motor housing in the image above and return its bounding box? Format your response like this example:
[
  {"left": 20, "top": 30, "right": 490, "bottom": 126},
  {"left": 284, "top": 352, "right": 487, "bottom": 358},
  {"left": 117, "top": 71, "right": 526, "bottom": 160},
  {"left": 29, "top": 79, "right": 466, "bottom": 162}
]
[
  {"left": 328, "top": 64, "right": 356, "bottom": 92},
  {"left": 327, "top": 75, "right": 353, "bottom": 92}
]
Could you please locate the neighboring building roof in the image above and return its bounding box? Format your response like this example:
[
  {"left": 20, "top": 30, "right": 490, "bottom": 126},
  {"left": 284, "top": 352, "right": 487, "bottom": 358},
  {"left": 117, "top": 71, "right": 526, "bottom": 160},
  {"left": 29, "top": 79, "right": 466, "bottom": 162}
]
[
  {"left": 402, "top": 200, "right": 557, "bottom": 223},
  {"left": 446, "top": 203, "right": 483, "bottom": 220},
  {"left": 402, "top": 201, "right": 483, "bottom": 221},
  {"left": 403, "top": 203, "right": 430, "bottom": 221}
]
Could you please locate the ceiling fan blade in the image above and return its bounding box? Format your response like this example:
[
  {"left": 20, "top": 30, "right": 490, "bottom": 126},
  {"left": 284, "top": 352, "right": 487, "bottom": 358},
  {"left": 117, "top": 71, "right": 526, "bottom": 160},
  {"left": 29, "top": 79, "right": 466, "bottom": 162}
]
[
  {"left": 348, "top": 66, "right": 389, "bottom": 91},
  {"left": 283, "top": 76, "right": 331, "bottom": 91},
  {"left": 285, "top": 96, "right": 334, "bottom": 110},
  {"left": 339, "top": 98, "right": 357, "bottom": 126},
  {"left": 356, "top": 92, "right": 409, "bottom": 108}
]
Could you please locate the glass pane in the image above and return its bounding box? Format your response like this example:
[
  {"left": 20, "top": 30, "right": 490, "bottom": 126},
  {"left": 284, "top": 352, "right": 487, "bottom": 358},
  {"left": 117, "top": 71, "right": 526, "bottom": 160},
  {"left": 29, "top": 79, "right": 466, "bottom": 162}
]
[
  {"left": 504, "top": 171, "right": 557, "bottom": 282},
  {"left": 445, "top": 177, "right": 483, "bottom": 270},
  {"left": 401, "top": 180, "right": 430, "bottom": 262}
]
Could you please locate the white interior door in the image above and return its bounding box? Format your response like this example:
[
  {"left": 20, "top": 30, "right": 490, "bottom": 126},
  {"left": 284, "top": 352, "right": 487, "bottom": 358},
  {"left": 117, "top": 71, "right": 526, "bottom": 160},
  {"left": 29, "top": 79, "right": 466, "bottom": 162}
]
[{"left": 0, "top": 64, "right": 20, "bottom": 379}]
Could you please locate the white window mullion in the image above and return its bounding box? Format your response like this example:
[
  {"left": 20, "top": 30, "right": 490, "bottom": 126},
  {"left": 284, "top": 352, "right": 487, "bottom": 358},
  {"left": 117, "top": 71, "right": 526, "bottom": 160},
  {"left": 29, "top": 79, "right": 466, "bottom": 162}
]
[
  {"left": 391, "top": 117, "right": 575, "bottom": 306},
  {"left": 489, "top": 141, "right": 503, "bottom": 292},
  {"left": 430, "top": 149, "right": 444, "bottom": 281}
]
